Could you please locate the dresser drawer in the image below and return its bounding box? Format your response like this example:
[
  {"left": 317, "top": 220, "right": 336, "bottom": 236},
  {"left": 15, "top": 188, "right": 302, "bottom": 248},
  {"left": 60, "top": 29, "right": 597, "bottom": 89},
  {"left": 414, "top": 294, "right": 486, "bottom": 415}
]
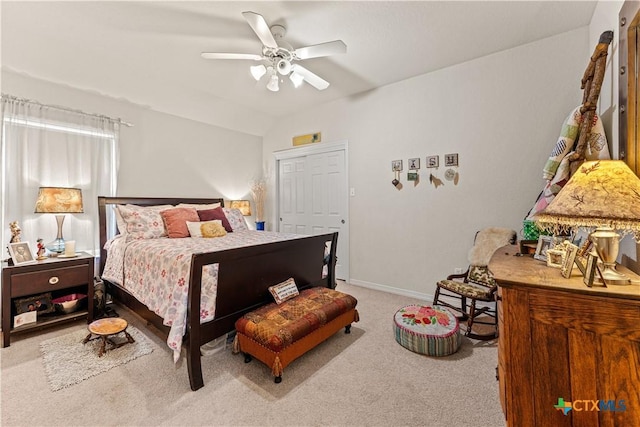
[{"left": 10, "top": 264, "right": 90, "bottom": 297}]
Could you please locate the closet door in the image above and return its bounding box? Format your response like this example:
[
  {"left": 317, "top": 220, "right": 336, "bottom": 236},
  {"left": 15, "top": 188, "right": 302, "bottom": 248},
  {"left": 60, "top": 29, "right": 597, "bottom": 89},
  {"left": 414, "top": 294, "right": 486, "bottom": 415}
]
[{"left": 276, "top": 143, "right": 349, "bottom": 280}]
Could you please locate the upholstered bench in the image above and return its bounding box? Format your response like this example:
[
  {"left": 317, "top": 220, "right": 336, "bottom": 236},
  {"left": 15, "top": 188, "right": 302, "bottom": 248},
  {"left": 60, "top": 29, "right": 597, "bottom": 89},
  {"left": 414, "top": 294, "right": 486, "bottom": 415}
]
[
  {"left": 234, "top": 286, "right": 359, "bottom": 383},
  {"left": 393, "top": 304, "right": 461, "bottom": 357}
]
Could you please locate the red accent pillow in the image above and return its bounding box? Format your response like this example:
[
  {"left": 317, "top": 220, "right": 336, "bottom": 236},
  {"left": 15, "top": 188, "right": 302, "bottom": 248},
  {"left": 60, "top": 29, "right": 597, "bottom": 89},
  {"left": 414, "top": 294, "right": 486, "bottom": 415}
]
[
  {"left": 160, "top": 207, "right": 199, "bottom": 238},
  {"left": 197, "top": 207, "right": 233, "bottom": 232}
]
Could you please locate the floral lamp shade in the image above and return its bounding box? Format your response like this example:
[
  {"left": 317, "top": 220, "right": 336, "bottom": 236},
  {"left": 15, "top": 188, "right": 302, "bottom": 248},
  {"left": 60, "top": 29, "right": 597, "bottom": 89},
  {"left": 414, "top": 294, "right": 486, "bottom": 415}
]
[
  {"left": 535, "top": 160, "right": 640, "bottom": 285},
  {"left": 229, "top": 200, "right": 251, "bottom": 216},
  {"left": 34, "top": 187, "right": 84, "bottom": 214},
  {"left": 535, "top": 160, "right": 640, "bottom": 237},
  {"left": 34, "top": 187, "right": 84, "bottom": 254}
]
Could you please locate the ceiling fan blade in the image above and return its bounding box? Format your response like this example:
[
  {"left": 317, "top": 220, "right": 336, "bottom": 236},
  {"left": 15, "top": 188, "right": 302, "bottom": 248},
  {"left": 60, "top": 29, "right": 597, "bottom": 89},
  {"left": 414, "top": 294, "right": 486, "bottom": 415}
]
[
  {"left": 295, "top": 40, "right": 347, "bottom": 60},
  {"left": 292, "top": 65, "right": 330, "bottom": 90},
  {"left": 242, "top": 11, "right": 278, "bottom": 49},
  {"left": 201, "top": 52, "right": 263, "bottom": 61}
]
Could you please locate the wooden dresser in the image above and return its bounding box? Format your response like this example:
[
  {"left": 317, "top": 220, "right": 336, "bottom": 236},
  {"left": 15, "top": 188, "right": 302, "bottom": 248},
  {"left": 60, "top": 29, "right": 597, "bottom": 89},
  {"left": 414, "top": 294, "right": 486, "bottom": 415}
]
[{"left": 490, "top": 245, "right": 640, "bottom": 427}]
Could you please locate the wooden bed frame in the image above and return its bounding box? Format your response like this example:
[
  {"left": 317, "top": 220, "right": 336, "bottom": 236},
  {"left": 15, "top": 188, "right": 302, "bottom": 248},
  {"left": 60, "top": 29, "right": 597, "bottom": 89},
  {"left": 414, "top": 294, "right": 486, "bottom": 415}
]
[{"left": 98, "top": 196, "right": 338, "bottom": 391}]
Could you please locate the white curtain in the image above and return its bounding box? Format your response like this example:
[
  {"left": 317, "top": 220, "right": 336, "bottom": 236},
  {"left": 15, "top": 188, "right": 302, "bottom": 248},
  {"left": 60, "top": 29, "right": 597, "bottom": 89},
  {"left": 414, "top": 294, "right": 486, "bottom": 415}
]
[{"left": 1, "top": 95, "right": 119, "bottom": 258}]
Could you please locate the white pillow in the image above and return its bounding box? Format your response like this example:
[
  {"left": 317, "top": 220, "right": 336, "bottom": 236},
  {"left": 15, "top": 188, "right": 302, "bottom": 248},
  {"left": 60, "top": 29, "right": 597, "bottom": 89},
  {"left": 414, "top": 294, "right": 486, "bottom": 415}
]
[
  {"left": 268, "top": 278, "right": 299, "bottom": 304},
  {"left": 186, "top": 220, "right": 227, "bottom": 238}
]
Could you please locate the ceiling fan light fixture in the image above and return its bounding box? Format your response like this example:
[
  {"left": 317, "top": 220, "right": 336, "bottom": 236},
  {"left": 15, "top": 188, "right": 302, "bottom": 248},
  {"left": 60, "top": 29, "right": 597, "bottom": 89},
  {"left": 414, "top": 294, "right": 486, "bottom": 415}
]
[
  {"left": 267, "top": 74, "right": 280, "bottom": 92},
  {"left": 289, "top": 71, "right": 304, "bottom": 88},
  {"left": 250, "top": 64, "right": 267, "bottom": 81},
  {"left": 276, "top": 58, "right": 292, "bottom": 75}
]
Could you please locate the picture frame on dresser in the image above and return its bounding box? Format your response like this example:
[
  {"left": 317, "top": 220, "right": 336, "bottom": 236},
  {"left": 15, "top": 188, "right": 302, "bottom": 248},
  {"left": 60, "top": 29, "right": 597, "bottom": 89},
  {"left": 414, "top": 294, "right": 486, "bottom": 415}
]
[
  {"left": 533, "top": 235, "right": 553, "bottom": 262},
  {"left": 14, "top": 292, "right": 55, "bottom": 315},
  {"left": 7, "top": 242, "right": 36, "bottom": 266},
  {"left": 583, "top": 253, "right": 606, "bottom": 287},
  {"left": 560, "top": 243, "right": 579, "bottom": 278}
]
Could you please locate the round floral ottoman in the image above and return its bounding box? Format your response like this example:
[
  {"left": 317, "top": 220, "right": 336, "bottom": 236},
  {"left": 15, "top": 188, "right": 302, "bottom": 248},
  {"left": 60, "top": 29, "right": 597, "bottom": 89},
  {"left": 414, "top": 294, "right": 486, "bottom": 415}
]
[{"left": 393, "top": 304, "right": 461, "bottom": 356}]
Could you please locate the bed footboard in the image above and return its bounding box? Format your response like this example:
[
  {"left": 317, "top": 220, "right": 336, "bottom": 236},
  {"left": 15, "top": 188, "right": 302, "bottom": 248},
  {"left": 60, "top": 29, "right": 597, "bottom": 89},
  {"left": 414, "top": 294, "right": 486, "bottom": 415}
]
[{"left": 186, "top": 232, "right": 338, "bottom": 391}]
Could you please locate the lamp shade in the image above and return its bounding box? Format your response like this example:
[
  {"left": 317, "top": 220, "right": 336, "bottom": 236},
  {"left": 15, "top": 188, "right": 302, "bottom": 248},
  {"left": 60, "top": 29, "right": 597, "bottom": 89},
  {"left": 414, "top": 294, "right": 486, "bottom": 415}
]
[
  {"left": 34, "top": 187, "right": 84, "bottom": 213},
  {"left": 535, "top": 160, "right": 640, "bottom": 239},
  {"left": 229, "top": 200, "right": 251, "bottom": 216}
]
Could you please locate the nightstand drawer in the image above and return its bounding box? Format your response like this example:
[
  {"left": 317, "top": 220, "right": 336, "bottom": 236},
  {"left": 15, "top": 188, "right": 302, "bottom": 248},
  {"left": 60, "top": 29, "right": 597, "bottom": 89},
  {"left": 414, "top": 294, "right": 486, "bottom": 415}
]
[{"left": 10, "top": 264, "right": 90, "bottom": 297}]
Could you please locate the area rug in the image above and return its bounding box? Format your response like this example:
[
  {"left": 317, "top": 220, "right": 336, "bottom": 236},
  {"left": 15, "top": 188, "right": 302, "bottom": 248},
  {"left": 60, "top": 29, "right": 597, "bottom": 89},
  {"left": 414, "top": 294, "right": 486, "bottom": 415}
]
[{"left": 40, "top": 326, "right": 154, "bottom": 391}]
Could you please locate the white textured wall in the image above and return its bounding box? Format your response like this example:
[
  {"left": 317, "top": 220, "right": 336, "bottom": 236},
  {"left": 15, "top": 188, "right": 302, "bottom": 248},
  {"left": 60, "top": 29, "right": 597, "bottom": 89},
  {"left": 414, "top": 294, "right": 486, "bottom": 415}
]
[
  {"left": 2, "top": 70, "right": 263, "bottom": 204},
  {"left": 263, "top": 28, "right": 590, "bottom": 298}
]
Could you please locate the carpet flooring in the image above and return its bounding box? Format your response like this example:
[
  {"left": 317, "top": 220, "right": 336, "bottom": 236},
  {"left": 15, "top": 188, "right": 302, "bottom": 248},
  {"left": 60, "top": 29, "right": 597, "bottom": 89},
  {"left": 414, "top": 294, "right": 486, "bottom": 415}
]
[{"left": 0, "top": 282, "right": 505, "bottom": 426}]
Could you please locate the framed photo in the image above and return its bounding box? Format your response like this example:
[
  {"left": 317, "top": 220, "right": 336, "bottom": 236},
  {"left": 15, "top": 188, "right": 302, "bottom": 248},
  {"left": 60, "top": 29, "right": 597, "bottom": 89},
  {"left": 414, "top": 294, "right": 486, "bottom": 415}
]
[
  {"left": 444, "top": 153, "right": 459, "bottom": 167},
  {"left": 574, "top": 255, "right": 587, "bottom": 275},
  {"left": 408, "top": 158, "right": 420, "bottom": 170},
  {"left": 546, "top": 249, "right": 564, "bottom": 268},
  {"left": 561, "top": 243, "right": 579, "bottom": 278},
  {"left": 7, "top": 242, "right": 36, "bottom": 266},
  {"left": 391, "top": 160, "right": 403, "bottom": 172},
  {"left": 582, "top": 253, "right": 606, "bottom": 287},
  {"left": 534, "top": 236, "right": 553, "bottom": 262},
  {"left": 426, "top": 155, "right": 439, "bottom": 168},
  {"left": 14, "top": 292, "right": 55, "bottom": 315}
]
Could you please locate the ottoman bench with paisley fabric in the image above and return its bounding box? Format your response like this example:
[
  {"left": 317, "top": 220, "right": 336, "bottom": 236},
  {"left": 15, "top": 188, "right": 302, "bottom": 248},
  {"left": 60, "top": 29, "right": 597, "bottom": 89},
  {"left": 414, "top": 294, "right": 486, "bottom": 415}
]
[{"left": 234, "top": 285, "right": 359, "bottom": 383}]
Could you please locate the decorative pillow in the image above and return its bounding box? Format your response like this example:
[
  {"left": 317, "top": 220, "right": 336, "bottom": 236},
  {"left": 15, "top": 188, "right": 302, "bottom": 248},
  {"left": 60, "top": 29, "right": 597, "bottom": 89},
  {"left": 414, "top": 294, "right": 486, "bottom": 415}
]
[
  {"left": 116, "top": 204, "right": 173, "bottom": 241},
  {"left": 177, "top": 202, "right": 221, "bottom": 210},
  {"left": 186, "top": 220, "right": 227, "bottom": 238},
  {"left": 113, "top": 205, "right": 127, "bottom": 235},
  {"left": 160, "top": 207, "right": 199, "bottom": 238},
  {"left": 268, "top": 278, "right": 299, "bottom": 305},
  {"left": 223, "top": 207, "right": 249, "bottom": 231},
  {"left": 197, "top": 207, "right": 233, "bottom": 232}
]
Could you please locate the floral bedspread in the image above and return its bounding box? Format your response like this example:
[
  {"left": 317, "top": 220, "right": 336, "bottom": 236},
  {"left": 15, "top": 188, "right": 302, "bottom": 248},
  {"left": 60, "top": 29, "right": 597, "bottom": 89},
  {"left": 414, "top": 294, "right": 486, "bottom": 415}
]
[{"left": 102, "top": 231, "right": 305, "bottom": 361}]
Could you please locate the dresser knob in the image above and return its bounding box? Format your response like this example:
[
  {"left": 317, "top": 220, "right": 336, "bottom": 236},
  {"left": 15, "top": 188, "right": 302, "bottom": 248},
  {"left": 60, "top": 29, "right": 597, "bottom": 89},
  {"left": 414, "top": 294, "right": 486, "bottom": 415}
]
[{"left": 49, "top": 276, "right": 59, "bottom": 285}]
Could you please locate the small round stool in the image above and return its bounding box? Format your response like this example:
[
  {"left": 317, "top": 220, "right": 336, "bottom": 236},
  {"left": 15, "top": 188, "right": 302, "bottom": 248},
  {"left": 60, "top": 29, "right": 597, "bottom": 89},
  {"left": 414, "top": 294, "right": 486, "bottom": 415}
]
[
  {"left": 83, "top": 318, "right": 135, "bottom": 357},
  {"left": 393, "top": 304, "right": 461, "bottom": 356}
]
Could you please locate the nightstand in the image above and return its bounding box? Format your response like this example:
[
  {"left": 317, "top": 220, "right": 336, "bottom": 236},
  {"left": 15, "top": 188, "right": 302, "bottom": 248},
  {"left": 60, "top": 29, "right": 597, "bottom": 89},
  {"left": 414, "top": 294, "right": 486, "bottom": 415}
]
[{"left": 1, "top": 253, "right": 94, "bottom": 347}]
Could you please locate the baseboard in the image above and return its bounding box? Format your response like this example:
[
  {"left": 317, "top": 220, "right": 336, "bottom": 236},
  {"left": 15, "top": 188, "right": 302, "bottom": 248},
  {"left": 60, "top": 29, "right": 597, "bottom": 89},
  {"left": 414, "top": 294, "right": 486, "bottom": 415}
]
[
  {"left": 346, "top": 278, "right": 494, "bottom": 310},
  {"left": 347, "top": 279, "right": 433, "bottom": 302}
]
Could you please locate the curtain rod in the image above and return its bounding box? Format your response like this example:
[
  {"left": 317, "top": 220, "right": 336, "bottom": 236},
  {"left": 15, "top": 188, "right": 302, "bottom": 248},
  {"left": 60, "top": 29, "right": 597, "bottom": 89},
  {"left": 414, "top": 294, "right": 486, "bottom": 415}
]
[{"left": 1, "top": 94, "right": 133, "bottom": 127}]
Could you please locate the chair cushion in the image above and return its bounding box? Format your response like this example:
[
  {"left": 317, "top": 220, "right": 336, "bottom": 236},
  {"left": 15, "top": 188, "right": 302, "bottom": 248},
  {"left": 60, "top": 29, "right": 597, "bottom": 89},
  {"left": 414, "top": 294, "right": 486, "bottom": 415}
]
[
  {"left": 234, "top": 287, "right": 357, "bottom": 353},
  {"left": 436, "top": 279, "right": 494, "bottom": 300},
  {"left": 467, "top": 265, "right": 496, "bottom": 287}
]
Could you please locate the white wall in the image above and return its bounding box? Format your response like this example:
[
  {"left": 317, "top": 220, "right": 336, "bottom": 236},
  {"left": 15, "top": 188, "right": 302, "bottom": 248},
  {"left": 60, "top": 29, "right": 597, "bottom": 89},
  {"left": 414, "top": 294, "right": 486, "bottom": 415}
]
[
  {"left": 264, "top": 28, "right": 590, "bottom": 298},
  {"left": 2, "top": 70, "right": 263, "bottom": 206}
]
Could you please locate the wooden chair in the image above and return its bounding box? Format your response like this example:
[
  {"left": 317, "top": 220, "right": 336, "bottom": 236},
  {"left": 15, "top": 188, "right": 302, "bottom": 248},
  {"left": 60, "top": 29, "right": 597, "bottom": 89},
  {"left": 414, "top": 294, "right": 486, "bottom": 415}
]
[{"left": 433, "top": 228, "right": 516, "bottom": 340}]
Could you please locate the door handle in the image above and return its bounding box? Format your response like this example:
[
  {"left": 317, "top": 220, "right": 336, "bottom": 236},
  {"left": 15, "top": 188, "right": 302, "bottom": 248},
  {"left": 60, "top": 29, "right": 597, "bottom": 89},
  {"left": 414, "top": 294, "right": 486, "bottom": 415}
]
[{"left": 341, "top": 219, "right": 345, "bottom": 224}]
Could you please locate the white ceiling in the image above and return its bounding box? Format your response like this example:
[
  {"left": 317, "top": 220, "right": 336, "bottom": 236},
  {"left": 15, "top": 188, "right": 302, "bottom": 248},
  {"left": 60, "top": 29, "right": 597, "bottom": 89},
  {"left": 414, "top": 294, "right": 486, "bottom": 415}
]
[{"left": 1, "top": 1, "right": 597, "bottom": 136}]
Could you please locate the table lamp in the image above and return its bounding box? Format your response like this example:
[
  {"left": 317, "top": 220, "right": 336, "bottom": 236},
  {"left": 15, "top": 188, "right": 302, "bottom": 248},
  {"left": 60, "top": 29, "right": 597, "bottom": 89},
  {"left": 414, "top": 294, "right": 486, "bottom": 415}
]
[
  {"left": 229, "top": 200, "right": 251, "bottom": 216},
  {"left": 535, "top": 160, "right": 640, "bottom": 285},
  {"left": 34, "top": 187, "right": 84, "bottom": 255}
]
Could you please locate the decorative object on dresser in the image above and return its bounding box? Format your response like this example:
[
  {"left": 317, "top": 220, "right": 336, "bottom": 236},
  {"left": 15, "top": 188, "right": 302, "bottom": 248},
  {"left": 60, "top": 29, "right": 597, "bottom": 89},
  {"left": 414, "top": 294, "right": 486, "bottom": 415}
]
[
  {"left": 34, "top": 186, "right": 84, "bottom": 255},
  {"left": 249, "top": 179, "right": 266, "bottom": 230},
  {"left": 7, "top": 241, "right": 36, "bottom": 266},
  {"left": 432, "top": 227, "right": 516, "bottom": 340},
  {"left": 535, "top": 160, "right": 640, "bottom": 285},
  {"left": 491, "top": 245, "right": 640, "bottom": 427},
  {"left": 1, "top": 253, "right": 95, "bottom": 347}
]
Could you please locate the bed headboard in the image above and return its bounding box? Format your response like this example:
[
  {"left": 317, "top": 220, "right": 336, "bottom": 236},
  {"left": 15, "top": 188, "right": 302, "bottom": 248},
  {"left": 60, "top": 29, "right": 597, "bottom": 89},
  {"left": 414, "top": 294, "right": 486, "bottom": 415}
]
[{"left": 97, "top": 196, "right": 225, "bottom": 275}]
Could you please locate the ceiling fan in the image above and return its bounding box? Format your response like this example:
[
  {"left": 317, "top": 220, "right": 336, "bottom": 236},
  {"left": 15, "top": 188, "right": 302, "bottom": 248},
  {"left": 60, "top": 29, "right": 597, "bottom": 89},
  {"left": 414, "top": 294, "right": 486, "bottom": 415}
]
[{"left": 201, "top": 11, "right": 346, "bottom": 92}]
